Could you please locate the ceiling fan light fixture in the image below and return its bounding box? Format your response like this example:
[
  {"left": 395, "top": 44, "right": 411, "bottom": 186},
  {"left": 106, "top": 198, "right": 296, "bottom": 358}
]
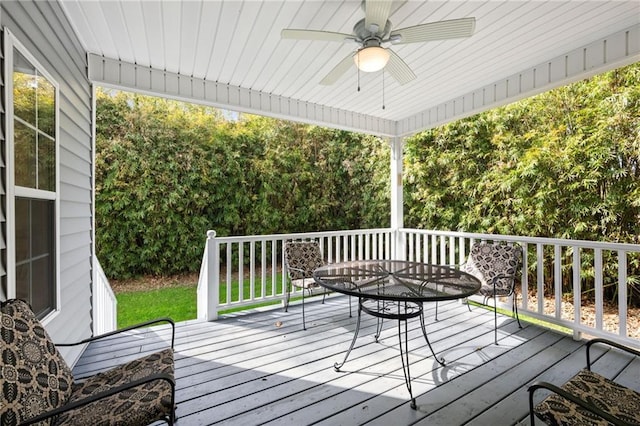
[{"left": 354, "top": 46, "right": 390, "bottom": 72}]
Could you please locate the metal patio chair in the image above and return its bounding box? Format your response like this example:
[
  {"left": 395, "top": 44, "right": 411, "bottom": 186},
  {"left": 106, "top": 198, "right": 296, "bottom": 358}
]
[
  {"left": 283, "top": 240, "right": 331, "bottom": 330},
  {"left": 462, "top": 242, "right": 523, "bottom": 344},
  {"left": 284, "top": 241, "right": 352, "bottom": 330},
  {"left": 0, "top": 299, "right": 176, "bottom": 425},
  {"left": 434, "top": 242, "right": 523, "bottom": 343}
]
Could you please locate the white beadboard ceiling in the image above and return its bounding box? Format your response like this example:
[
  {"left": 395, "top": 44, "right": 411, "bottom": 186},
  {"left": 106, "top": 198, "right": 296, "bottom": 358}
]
[{"left": 60, "top": 0, "right": 640, "bottom": 137}]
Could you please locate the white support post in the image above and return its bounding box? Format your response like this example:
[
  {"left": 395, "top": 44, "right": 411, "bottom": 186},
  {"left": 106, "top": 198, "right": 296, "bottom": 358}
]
[
  {"left": 390, "top": 136, "right": 405, "bottom": 260},
  {"left": 209, "top": 230, "right": 220, "bottom": 320}
]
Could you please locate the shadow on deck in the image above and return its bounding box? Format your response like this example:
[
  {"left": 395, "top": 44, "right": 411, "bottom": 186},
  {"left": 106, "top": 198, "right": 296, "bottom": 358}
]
[{"left": 73, "top": 296, "right": 640, "bottom": 426}]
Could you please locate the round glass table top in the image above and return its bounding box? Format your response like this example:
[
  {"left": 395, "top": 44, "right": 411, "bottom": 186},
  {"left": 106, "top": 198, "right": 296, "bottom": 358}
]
[{"left": 313, "top": 260, "right": 481, "bottom": 302}]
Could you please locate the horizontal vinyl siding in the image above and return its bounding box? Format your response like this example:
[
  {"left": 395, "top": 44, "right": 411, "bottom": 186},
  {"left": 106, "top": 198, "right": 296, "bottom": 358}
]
[
  {"left": 0, "top": 17, "right": 6, "bottom": 300},
  {"left": 1, "top": 0, "right": 93, "bottom": 365}
]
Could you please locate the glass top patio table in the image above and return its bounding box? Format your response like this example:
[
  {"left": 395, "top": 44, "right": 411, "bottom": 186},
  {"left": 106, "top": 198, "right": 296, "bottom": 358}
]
[
  {"left": 313, "top": 259, "right": 481, "bottom": 409},
  {"left": 312, "top": 259, "right": 481, "bottom": 302}
]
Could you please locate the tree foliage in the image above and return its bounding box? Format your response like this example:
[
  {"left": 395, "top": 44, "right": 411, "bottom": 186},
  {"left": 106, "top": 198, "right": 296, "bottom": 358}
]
[
  {"left": 404, "top": 63, "right": 640, "bottom": 304},
  {"left": 95, "top": 91, "right": 389, "bottom": 278},
  {"left": 96, "top": 62, "right": 640, "bottom": 289},
  {"left": 405, "top": 63, "right": 640, "bottom": 243}
]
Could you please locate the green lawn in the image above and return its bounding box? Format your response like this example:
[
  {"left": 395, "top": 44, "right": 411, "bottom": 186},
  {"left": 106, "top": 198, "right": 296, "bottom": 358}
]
[
  {"left": 117, "top": 286, "right": 198, "bottom": 328},
  {"left": 116, "top": 276, "right": 287, "bottom": 328}
]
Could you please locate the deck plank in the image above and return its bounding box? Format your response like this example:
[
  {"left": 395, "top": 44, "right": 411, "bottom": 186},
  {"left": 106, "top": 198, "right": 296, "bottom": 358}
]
[{"left": 73, "top": 295, "right": 639, "bottom": 426}]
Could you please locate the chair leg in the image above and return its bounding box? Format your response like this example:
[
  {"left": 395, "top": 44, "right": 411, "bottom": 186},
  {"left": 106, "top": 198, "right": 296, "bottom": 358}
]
[
  {"left": 349, "top": 295, "right": 352, "bottom": 318},
  {"left": 302, "top": 288, "right": 306, "bottom": 330},
  {"left": 435, "top": 301, "right": 439, "bottom": 321},
  {"left": 494, "top": 295, "right": 498, "bottom": 345},
  {"left": 513, "top": 293, "right": 522, "bottom": 328},
  {"left": 284, "top": 281, "right": 291, "bottom": 312},
  {"left": 466, "top": 298, "right": 472, "bottom": 312}
]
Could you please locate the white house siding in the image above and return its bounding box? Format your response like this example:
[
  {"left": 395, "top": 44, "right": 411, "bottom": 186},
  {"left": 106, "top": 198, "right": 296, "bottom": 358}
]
[{"left": 1, "top": 1, "right": 93, "bottom": 365}]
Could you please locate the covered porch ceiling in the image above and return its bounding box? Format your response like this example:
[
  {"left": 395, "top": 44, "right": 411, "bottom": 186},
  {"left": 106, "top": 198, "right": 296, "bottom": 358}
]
[{"left": 60, "top": 0, "right": 639, "bottom": 138}]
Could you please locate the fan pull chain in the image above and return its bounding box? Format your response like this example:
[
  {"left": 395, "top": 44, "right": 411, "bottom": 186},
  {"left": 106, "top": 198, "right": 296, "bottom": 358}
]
[
  {"left": 357, "top": 57, "right": 361, "bottom": 92},
  {"left": 382, "top": 72, "right": 386, "bottom": 110}
]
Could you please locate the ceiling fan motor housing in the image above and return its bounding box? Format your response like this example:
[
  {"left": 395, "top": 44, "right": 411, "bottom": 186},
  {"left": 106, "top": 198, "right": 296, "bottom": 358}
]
[{"left": 353, "top": 18, "right": 392, "bottom": 43}]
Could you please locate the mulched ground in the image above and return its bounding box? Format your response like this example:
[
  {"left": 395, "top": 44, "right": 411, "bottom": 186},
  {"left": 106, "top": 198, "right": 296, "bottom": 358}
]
[{"left": 110, "top": 272, "right": 199, "bottom": 293}]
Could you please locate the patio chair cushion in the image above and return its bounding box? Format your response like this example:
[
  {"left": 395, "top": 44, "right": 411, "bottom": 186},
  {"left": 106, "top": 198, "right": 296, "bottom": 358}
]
[
  {"left": 284, "top": 241, "right": 325, "bottom": 280},
  {"left": 534, "top": 368, "right": 640, "bottom": 425},
  {"left": 55, "top": 348, "right": 175, "bottom": 425},
  {"left": 1, "top": 299, "right": 74, "bottom": 425},
  {"left": 463, "top": 243, "right": 522, "bottom": 297}
]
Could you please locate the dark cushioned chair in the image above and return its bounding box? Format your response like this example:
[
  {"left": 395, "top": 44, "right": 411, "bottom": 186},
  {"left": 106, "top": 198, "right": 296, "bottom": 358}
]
[
  {"left": 1, "top": 299, "right": 175, "bottom": 425},
  {"left": 528, "top": 338, "right": 640, "bottom": 425}
]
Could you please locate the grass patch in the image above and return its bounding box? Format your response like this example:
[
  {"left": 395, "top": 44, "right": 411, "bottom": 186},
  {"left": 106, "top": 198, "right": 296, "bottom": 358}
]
[
  {"left": 117, "top": 286, "right": 197, "bottom": 328},
  {"left": 468, "top": 300, "right": 572, "bottom": 335},
  {"left": 116, "top": 275, "right": 289, "bottom": 328}
]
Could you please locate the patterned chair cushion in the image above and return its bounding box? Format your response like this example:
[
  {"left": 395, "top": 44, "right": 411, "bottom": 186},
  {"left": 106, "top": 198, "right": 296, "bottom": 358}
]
[
  {"left": 534, "top": 368, "right": 640, "bottom": 425},
  {"left": 55, "top": 348, "right": 174, "bottom": 426},
  {"left": 463, "top": 243, "right": 522, "bottom": 297},
  {"left": 284, "top": 241, "right": 325, "bottom": 281},
  {"left": 1, "top": 299, "right": 74, "bottom": 426}
]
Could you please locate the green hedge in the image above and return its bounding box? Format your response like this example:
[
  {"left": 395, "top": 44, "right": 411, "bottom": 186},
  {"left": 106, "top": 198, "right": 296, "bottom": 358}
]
[{"left": 95, "top": 91, "right": 390, "bottom": 278}]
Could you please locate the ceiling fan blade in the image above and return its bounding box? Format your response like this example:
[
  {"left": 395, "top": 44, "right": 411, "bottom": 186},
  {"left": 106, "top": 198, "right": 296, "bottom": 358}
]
[
  {"left": 320, "top": 53, "right": 355, "bottom": 85},
  {"left": 390, "top": 17, "right": 476, "bottom": 44},
  {"left": 386, "top": 50, "right": 416, "bottom": 85},
  {"left": 365, "top": 0, "right": 393, "bottom": 33},
  {"left": 281, "top": 29, "right": 353, "bottom": 43}
]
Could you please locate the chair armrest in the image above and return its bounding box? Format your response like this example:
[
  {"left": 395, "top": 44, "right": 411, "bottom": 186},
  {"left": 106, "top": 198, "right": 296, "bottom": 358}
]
[
  {"left": 287, "top": 266, "right": 309, "bottom": 276},
  {"left": 528, "top": 380, "right": 627, "bottom": 426},
  {"left": 18, "top": 372, "right": 175, "bottom": 426},
  {"left": 585, "top": 337, "right": 640, "bottom": 370},
  {"left": 490, "top": 273, "right": 516, "bottom": 283},
  {"left": 57, "top": 317, "right": 176, "bottom": 349}
]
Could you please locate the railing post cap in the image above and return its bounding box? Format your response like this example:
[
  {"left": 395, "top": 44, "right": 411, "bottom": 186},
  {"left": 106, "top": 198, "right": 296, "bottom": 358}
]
[{"left": 207, "top": 230, "right": 217, "bottom": 238}]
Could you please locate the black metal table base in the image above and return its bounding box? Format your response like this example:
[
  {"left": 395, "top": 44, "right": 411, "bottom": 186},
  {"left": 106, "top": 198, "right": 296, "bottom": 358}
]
[{"left": 333, "top": 298, "right": 446, "bottom": 409}]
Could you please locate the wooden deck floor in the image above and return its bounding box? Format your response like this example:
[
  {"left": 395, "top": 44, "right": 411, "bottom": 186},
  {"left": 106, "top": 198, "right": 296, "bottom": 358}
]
[{"left": 73, "top": 296, "right": 640, "bottom": 426}]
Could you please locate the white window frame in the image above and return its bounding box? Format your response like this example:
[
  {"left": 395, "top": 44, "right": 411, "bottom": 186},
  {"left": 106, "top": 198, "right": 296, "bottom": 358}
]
[{"left": 4, "top": 29, "right": 61, "bottom": 324}]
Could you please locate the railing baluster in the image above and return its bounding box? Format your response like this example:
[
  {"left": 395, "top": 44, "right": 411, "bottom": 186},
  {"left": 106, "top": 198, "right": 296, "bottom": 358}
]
[
  {"left": 572, "top": 246, "right": 581, "bottom": 340},
  {"left": 431, "top": 234, "right": 437, "bottom": 264},
  {"left": 554, "top": 245, "right": 562, "bottom": 319},
  {"left": 449, "top": 236, "right": 455, "bottom": 267},
  {"left": 238, "top": 242, "right": 244, "bottom": 303},
  {"left": 521, "top": 242, "right": 528, "bottom": 313},
  {"left": 595, "top": 248, "right": 603, "bottom": 331},
  {"left": 618, "top": 250, "right": 628, "bottom": 337},
  {"left": 537, "top": 243, "right": 544, "bottom": 314},
  {"left": 271, "top": 239, "right": 276, "bottom": 298},
  {"left": 250, "top": 241, "right": 255, "bottom": 301},
  {"left": 411, "top": 232, "right": 416, "bottom": 261}
]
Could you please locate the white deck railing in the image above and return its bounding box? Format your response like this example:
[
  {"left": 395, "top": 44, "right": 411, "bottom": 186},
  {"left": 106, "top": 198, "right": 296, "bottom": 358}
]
[
  {"left": 197, "top": 228, "right": 393, "bottom": 320},
  {"left": 399, "top": 229, "right": 640, "bottom": 347},
  {"left": 92, "top": 255, "right": 117, "bottom": 334},
  {"left": 198, "top": 228, "right": 640, "bottom": 347}
]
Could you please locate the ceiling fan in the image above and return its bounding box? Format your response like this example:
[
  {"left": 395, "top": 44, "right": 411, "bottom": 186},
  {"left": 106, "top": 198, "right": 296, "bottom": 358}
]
[{"left": 281, "top": 0, "right": 476, "bottom": 86}]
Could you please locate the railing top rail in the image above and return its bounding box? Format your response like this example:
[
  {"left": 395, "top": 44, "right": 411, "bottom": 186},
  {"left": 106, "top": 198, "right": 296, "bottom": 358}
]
[
  {"left": 401, "top": 228, "right": 640, "bottom": 252},
  {"left": 209, "top": 228, "right": 393, "bottom": 243}
]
